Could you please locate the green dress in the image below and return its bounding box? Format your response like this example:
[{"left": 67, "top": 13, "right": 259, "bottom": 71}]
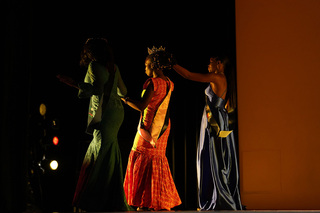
[{"left": 72, "top": 62, "right": 132, "bottom": 211}]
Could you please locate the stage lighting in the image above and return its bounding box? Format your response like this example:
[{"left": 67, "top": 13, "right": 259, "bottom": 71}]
[
  {"left": 52, "top": 136, "right": 59, "bottom": 145},
  {"left": 39, "top": 103, "right": 47, "bottom": 117},
  {"left": 51, "top": 118, "right": 60, "bottom": 130},
  {"left": 49, "top": 160, "right": 58, "bottom": 170}
]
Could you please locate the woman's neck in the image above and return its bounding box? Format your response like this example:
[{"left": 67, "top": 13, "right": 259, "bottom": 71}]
[{"left": 153, "top": 70, "right": 167, "bottom": 80}]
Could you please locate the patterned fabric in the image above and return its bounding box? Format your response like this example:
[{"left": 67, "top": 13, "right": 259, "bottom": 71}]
[
  {"left": 141, "top": 78, "right": 170, "bottom": 130},
  {"left": 124, "top": 78, "right": 181, "bottom": 210}
]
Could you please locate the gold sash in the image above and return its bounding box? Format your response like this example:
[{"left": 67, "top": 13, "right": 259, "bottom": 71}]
[
  {"left": 133, "top": 79, "right": 172, "bottom": 149},
  {"left": 205, "top": 100, "right": 232, "bottom": 138}
]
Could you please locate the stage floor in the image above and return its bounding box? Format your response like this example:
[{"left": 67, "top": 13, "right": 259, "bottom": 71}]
[
  {"left": 27, "top": 211, "right": 320, "bottom": 213},
  {"left": 107, "top": 211, "right": 320, "bottom": 213},
  {"left": 25, "top": 206, "right": 320, "bottom": 213}
]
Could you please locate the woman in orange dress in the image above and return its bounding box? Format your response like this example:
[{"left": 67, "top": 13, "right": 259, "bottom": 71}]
[{"left": 122, "top": 47, "right": 181, "bottom": 211}]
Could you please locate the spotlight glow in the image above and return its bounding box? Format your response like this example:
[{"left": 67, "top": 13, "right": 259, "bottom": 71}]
[
  {"left": 50, "top": 160, "right": 58, "bottom": 170},
  {"left": 52, "top": 136, "right": 59, "bottom": 145},
  {"left": 39, "top": 103, "right": 47, "bottom": 116}
]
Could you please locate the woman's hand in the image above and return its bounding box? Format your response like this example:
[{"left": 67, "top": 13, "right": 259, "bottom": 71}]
[{"left": 121, "top": 82, "right": 154, "bottom": 112}]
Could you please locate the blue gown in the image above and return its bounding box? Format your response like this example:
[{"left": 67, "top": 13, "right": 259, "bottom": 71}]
[{"left": 197, "top": 85, "right": 242, "bottom": 210}]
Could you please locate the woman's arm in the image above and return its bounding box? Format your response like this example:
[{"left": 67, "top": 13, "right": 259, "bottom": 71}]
[
  {"left": 57, "top": 75, "right": 80, "bottom": 89},
  {"left": 173, "top": 64, "right": 220, "bottom": 83},
  {"left": 122, "top": 82, "right": 154, "bottom": 112}
]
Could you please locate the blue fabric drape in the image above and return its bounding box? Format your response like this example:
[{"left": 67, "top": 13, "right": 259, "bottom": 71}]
[{"left": 197, "top": 85, "right": 242, "bottom": 210}]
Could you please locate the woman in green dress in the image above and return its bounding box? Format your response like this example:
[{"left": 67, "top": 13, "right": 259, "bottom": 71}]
[{"left": 72, "top": 38, "right": 132, "bottom": 212}]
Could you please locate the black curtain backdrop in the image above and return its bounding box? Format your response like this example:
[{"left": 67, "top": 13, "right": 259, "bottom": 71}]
[{"left": 3, "top": 1, "right": 236, "bottom": 212}]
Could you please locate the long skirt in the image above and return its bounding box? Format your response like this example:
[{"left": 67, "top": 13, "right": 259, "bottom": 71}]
[
  {"left": 124, "top": 121, "right": 181, "bottom": 210},
  {"left": 73, "top": 107, "right": 132, "bottom": 211}
]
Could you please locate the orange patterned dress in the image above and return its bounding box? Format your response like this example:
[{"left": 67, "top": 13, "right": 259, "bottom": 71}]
[{"left": 124, "top": 77, "right": 181, "bottom": 210}]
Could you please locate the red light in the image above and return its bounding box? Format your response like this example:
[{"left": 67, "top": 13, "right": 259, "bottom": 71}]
[{"left": 52, "top": 136, "right": 59, "bottom": 145}]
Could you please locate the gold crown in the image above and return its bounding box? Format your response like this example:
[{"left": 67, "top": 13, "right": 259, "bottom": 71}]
[{"left": 147, "top": 46, "right": 166, "bottom": 55}]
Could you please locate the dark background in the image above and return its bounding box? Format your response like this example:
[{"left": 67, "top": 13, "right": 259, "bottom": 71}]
[{"left": 3, "top": 0, "right": 236, "bottom": 212}]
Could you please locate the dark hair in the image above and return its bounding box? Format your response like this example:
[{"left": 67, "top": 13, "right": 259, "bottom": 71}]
[
  {"left": 80, "top": 38, "right": 114, "bottom": 70},
  {"left": 146, "top": 51, "right": 173, "bottom": 71},
  {"left": 213, "top": 55, "right": 237, "bottom": 111}
]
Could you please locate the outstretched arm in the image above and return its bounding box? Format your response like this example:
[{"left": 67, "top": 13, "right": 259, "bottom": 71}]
[
  {"left": 122, "top": 82, "right": 154, "bottom": 112},
  {"left": 57, "top": 74, "right": 80, "bottom": 89},
  {"left": 173, "top": 64, "right": 218, "bottom": 83}
]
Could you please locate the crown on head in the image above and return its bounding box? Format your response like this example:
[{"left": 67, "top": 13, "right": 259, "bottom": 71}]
[{"left": 147, "top": 46, "right": 166, "bottom": 55}]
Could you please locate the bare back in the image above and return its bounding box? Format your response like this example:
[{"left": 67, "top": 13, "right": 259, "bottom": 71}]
[{"left": 210, "top": 74, "right": 227, "bottom": 99}]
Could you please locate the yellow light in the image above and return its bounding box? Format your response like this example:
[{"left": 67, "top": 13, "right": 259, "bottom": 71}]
[
  {"left": 49, "top": 160, "right": 58, "bottom": 170},
  {"left": 39, "top": 103, "right": 47, "bottom": 116}
]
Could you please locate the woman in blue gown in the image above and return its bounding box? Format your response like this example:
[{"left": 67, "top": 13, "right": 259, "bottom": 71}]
[{"left": 173, "top": 56, "right": 242, "bottom": 210}]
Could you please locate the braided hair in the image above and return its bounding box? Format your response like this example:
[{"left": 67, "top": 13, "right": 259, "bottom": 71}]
[{"left": 146, "top": 48, "right": 174, "bottom": 71}]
